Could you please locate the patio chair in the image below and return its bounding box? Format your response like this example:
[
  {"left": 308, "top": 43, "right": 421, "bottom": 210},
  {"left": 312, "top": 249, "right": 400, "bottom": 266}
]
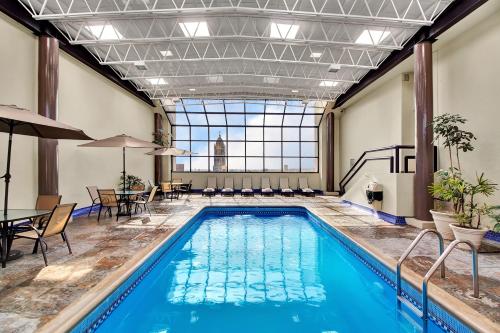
[
  {"left": 279, "top": 177, "right": 294, "bottom": 197},
  {"left": 97, "top": 189, "right": 125, "bottom": 221},
  {"left": 134, "top": 186, "right": 158, "bottom": 216},
  {"left": 33, "top": 195, "right": 62, "bottom": 227},
  {"left": 86, "top": 186, "right": 100, "bottom": 217},
  {"left": 241, "top": 177, "right": 254, "bottom": 196},
  {"left": 178, "top": 180, "right": 192, "bottom": 197},
  {"left": 203, "top": 177, "right": 217, "bottom": 197},
  {"left": 161, "top": 182, "right": 179, "bottom": 200},
  {"left": 261, "top": 177, "right": 274, "bottom": 196},
  {"left": 14, "top": 203, "right": 77, "bottom": 266},
  {"left": 221, "top": 178, "right": 234, "bottom": 196},
  {"left": 299, "top": 177, "right": 315, "bottom": 197}
]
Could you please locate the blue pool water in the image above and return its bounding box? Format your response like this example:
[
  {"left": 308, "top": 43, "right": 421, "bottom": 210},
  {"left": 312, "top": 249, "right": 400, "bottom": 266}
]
[{"left": 94, "top": 210, "right": 447, "bottom": 333}]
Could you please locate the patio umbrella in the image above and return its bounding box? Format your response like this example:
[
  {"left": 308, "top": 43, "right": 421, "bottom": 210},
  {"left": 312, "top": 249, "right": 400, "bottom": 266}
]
[
  {"left": 146, "top": 147, "right": 193, "bottom": 183},
  {"left": 79, "top": 134, "right": 161, "bottom": 191},
  {"left": 0, "top": 104, "right": 93, "bottom": 214}
]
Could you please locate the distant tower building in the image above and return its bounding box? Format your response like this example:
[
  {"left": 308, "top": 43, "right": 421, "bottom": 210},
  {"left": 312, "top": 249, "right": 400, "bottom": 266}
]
[{"left": 213, "top": 133, "right": 226, "bottom": 172}]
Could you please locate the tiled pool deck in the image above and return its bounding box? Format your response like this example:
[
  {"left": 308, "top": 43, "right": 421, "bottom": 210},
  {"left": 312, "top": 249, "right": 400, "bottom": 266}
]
[{"left": 0, "top": 195, "right": 498, "bottom": 332}]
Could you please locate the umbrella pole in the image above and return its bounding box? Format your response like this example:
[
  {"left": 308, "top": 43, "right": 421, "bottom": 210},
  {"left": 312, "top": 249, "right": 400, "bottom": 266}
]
[
  {"left": 2, "top": 122, "right": 13, "bottom": 215},
  {"left": 122, "top": 147, "right": 126, "bottom": 192}
]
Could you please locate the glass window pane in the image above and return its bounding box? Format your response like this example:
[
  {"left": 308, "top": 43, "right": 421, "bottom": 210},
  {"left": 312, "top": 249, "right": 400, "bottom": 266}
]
[
  {"left": 246, "top": 127, "right": 263, "bottom": 141},
  {"left": 167, "top": 113, "right": 189, "bottom": 125},
  {"left": 191, "top": 157, "right": 208, "bottom": 171},
  {"left": 282, "top": 115, "right": 302, "bottom": 126},
  {"left": 264, "top": 158, "right": 281, "bottom": 172},
  {"left": 228, "top": 157, "right": 245, "bottom": 172},
  {"left": 265, "top": 104, "right": 284, "bottom": 114},
  {"left": 301, "top": 158, "right": 318, "bottom": 172},
  {"left": 246, "top": 157, "right": 263, "bottom": 172},
  {"left": 210, "top": 140, "right": 227, "bottom": 156},
  {"left": 191, "top": 127, "right": 208, "bottom": 140},
  {"left": 183, "top": 99, "right": 202, "bottom": 105},
  {"left": 225, "top": 102, "right": 244, "bottom": 113},
  {"left": 228, "top": 142, "right": 245, "bottom": 156},
  {"left": 228, "top": 127, "right": 245, "bottom": 140},
  {"left": 204, "top": 103, "right": 224, "bottom": 113},
  {"left": 283, "top": 142, "right": 299, "bottom": 156},
  {"left": 226, "top": 114, "right": 245, "bottom": 126},
  {"left": 265, "top": 142, "right": 281, "bottom": 157},
  {"left": 285, "top": 105, "right": 304, "bottom": 113},
  {"left": 191, "top": 141, "right": 209, "bottom": 156},
  {"left": 246, "top": 142, "right": 263, "bottom": 156},
  {"left": 283, "top": 127, "right": 300, "bottom": 141},
  {"left": 184, "top": 103, "right": 204, "bottom": 112},
  {"left": 173, "top": 157, "right": 189, "bottom": 172},
  {"left": 265, "top": 114, "right": 283, "bottom": 126},
  {"left": 246, "top": 114, "right": 264, "bottom": 126},
  {"left": 210, "top": 127, "right": 226, "bottom": 140},
  {"left": 283, "top": 158, "right": 300, "bottom": 172},
  {"left": 305, "top": 106, "right": 324, "bottom": 114},
  {"left": 210, "top": 156, "right": 227, "bottom": 172},
  {"left": 207, "top": 113, "right": 226, "bottom": 126},
  {"left": 173, "top": 126, "right": 189, "bottom": 140},
  {"left": 187, "top": 113, "right": 207, "bottom": 125},
  {"left": 264, "top": 127, "right": 281, "bottom": 141},
  {"left": 173, "top": 141, "right": 190, "bottom": 151},
  {"left": 301, "top": 142, "right": 318, "bottom": 157},
  {"left": 245, "top": 103, "right": 264, "bottom": 113},
  {"left": 301, "top": 128, "right": 317, "bottom": 141},
  {"left": 301, "top": 114, "right": 321, "bottom": 126}
]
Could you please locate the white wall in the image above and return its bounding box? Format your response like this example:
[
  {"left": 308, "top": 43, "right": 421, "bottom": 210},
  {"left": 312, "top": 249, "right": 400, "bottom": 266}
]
[{"left": 0, "top": 12, "right": 155, "bottom": 209}]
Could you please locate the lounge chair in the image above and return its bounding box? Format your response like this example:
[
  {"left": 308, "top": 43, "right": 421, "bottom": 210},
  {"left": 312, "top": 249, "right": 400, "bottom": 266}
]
[
  {"left": 221, "top": 178, "right": 234, "bottom": 196},
  {"left": 261, "top": 177, "right": 274, "bottom": 196},
  {"left": 86, "top": 186, "right": 100, "bottom": 217},
  {"left": 134, "top": 186, "right": 159, "bottom": 216},
  {"left": 203, "top": 177, "right": 217, "bottom": 197},
  {"left": 299, "top": 177, "right": 315, "bottom": 197},
  {"left": 279, "top": 177, "right": 294, "bottom": 197},
  {"left": 14, "top": 203, "right": 77, "bottom": 266},
  {"left": 97, "top": 189, "right": 125, "bottom": 221},
  {"left": 241, "top": 177, "right": 254, "bottom": 196}
]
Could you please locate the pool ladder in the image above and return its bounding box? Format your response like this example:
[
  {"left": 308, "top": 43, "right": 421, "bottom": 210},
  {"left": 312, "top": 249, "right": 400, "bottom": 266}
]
[{"left": 396, "top": 229, "right": 479, "bottom": 321}]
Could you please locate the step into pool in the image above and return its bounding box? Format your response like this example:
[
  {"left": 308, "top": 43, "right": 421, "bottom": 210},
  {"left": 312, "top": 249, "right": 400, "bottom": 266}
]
[{"left": 75, "top": 207, "right": 472, "bottom": 333}]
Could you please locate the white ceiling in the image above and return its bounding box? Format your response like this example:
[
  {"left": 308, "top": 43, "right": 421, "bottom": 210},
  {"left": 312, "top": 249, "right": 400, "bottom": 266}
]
[{"left": 18, "top": 0, "right": 454, "bottom": 104}]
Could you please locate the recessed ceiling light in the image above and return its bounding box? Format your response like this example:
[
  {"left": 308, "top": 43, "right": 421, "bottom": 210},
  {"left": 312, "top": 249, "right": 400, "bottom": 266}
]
[
  {"left": 146, "top": 78, "right": 167, "bottom": 85},
  {"left": 179, "top": 22, "right": 210, "bottom": 37},
  {"left": 291, "top": 89, "right": 299, "bottom": 93},
  {"left": 319, "top": 81, "right": 338, "bottom": 87},
  {"left": 134, "top": 61, "right": 148, "bottom": 71},
  {"left": 355, "top": 30, "right": 391, "bottom": 45},
  {"left": 264, "top": 77, "right": 280, "bottom": 84},
  {"left": 160, "top": 50, "right": 173, "bottom": 57},
  {"left": 86, "top": 24, "right": 123, "bottom": 40},
  {"left": 310, "top": 52, "right": 322, "bottom": 58},
  {"left": 189, "top": 88, "right": 196, "bottom": 91},
  {"left": 207, "top": 75, "right": 223, "bottom": 83},
  {"left": 270, "top": 23, "right": 299, "bottom": 40}
]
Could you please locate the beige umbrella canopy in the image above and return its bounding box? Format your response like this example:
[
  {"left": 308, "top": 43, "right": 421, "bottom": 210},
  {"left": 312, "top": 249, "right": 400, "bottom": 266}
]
[
  {"left": 146, "top": 147, "right": 194, "bottom": 182},
  {"left": 79, "top": 134, "right": 162, "bottom": 191},
  {"left": 0, "top": 104, "right": 93, "bottom": 214}
]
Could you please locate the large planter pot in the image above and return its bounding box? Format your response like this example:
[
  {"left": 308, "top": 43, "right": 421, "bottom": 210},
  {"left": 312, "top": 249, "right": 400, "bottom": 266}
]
[
  {"left": 130, "top": 184, "right": 145, "bottom": 191},
  {"left": 429, "top": 210, "right": 456, "bottom": 240},
  {"left": 449, "top": 224, "right": 488, "bottom": 249}
]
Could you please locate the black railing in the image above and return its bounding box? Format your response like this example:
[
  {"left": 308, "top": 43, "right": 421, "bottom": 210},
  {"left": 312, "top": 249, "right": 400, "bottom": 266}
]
[{"left": 339, "top": 145, "right": 438, "bottom": 194}]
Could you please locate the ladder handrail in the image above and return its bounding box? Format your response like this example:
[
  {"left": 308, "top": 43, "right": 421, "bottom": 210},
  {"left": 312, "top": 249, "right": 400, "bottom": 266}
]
[
  {"left": 397, "top": 229, "right": 445, "bottom": 297},
  {"left": 422, "top": 239, "right": 479, "bottom": 320}
]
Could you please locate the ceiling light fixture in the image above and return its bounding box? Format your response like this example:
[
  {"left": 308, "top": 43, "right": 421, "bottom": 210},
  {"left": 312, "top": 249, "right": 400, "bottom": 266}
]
[
  {"left": 146, "top": 78, "right": 167, "bottom": 85},
  {"left": 319, "top": 81, "right": 338, "bottom": 87},
  {"left": 179, "top": 22, "right": 210, "bottom": 37},
  {"left": 189, "top": 88, "right": 196, "bottom": 91},
  {"left": 160, "top": 50, "right": 173, "bottom": 57},
  {"left": 355, "top": 30, "right": 391, "bottom": 45},
  {"left": 310, "top": 52, "right": 322, "bottom": 58},
  {"left": 270, "top": 23, "right": 299, "bottom": 40},
  {"left": 207, "top": 75, "right": 223, "bottom": 83},
  {"left": 291, "top": 89, "right": 299, "bottom": 93},
  {"left": 86, "top": 24, "right": 123, "bottom": 40}
]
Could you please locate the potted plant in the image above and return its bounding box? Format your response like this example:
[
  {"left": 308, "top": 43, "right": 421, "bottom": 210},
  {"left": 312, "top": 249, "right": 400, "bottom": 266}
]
[
  {"left": 429, "top": 114, "right": 476, "bottom": 239},
  {"left": 120, "top": 174, "right": 145, "bottom": 191},
  {"left": 449, "top": 173, "right": 497, "bottom": 248}
]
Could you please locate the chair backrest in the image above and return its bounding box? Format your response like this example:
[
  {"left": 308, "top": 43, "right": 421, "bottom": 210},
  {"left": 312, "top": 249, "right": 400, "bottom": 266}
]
[
  {"left": 86, "top": 186, "right": 99, "bottom": 201},
  {"left": 299, "top": 177, "right": 308, "bottom": 189},
  {"left": 243, "top": 177, "right": 252, "bottom": 189},
  {"left": 147, "top": 186, "right": 159, "bottom": 203},
  {"left": 42, "top": 203, "right": 77, "bottom": 237},
  {"left": 279, "top": 177, "right": 289, "bottom": 189},
  {"left": 207, "top": 176, "right": 217, "bottom": 189},
  {"left": 98, "top": 189, "right": 118, "bottom": 207},
  {"left": 261, "top": 177, "right": 271, "bottom": 189},
  {"left": 161, "top": 182, "right": 172, "bottom": 192},
  {"left": 224, "top": 177, "right": 233, "bottom": 189},
  {"left": 36, "top": 195, "right": 62, "bottom": 211}
]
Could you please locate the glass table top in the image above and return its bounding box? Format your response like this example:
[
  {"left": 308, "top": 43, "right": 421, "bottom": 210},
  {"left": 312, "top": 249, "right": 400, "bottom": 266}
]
[{"left": 0, "top": 209, "right": 51, "bottom": 223}]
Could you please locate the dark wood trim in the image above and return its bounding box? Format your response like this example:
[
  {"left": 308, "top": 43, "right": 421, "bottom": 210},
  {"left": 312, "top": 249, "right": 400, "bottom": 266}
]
[
  {"left": 154, "top": 113, "right": 163, "bottom": 184},
  {"left": 0, "top": 0, "right": 154, "bottom": 107},
  {"left": 335, "top": 0, "right": 488, "bottom": 108},
  {"left": 326, "top": 112, "right": 335, "bottom": 192}
]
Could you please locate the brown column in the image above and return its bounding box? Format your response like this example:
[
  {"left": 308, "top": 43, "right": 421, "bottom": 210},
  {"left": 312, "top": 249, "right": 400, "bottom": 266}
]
[
  {"left": 154, "top": 113, "right": 163, "bottom": 184},
  {"left": 414, "top": 41, "right": 434, "bottom": 220},
  {"left": 326, "top": 112, "right": 335, "bottom": 192},
  {"left": 38, "top": 36, "right": 59, "bottom": 195}
]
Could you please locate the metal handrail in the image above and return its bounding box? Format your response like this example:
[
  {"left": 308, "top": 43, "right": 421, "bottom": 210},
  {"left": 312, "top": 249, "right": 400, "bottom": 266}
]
[
  {"left": 397, "top": 229, "right": 445, "bottom": 298},
  {"left": 422, "top": 239, "right": 479, "bottom": 320}
]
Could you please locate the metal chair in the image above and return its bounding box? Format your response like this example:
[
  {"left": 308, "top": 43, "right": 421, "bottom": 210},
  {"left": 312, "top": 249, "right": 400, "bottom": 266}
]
[
  {"left": 134, "top": 186, "right": 159, "bottom": 216},
  {"left": 97, "top": 189, "right": 124, "bottom": 221},
  {"left": 86, "top": 186, "right": 100, "bottom": 216}
]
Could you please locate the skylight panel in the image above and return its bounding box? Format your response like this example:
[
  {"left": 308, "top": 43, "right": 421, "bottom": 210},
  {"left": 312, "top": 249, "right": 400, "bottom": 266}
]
[
  {"left": 179, "top": 22, "right": 210, "bottom": 37},
  {"left": 264, "top": 77, "right": 280, "bottom": 84},
  {"left": 160, "top": 50, "right": 173, "bottom": 57},
  {"left": 355, "top": 30, "right": 391, "bottom": 45},
  {"left": 319, "top": 81, "right": 338, "bottom": 87},
  {"left": 270, "top": 23, "right": 299, "bottom": 40},
  {"left": 146, "top": 78, "right": 167, "bottom": 85},
  {"left": 86, "top": 24, "right": 123, "bottom": 40},
  {"left": 310, "top": 52, "right": 322, "bottom": 58}
]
